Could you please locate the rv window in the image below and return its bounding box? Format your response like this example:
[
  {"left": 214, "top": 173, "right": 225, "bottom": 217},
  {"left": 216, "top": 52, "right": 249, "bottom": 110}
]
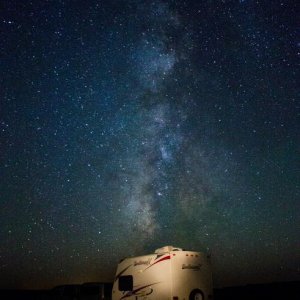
[{"left": 118, "top": 275, "right": 133, "bottom": 291}]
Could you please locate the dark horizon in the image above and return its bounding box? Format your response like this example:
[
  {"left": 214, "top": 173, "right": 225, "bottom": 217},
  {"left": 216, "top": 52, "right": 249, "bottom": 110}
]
[
  {"left": 0, "top": 281, "right": 299, "bottom": 300},
  {"left": 1, "top": 0, "right": 299, "bottom": 290}
]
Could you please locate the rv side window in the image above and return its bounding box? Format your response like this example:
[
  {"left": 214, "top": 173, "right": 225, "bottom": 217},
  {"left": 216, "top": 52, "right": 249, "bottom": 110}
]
[{"left": 118, "top": 275, "right": 133, "bottom": 291}]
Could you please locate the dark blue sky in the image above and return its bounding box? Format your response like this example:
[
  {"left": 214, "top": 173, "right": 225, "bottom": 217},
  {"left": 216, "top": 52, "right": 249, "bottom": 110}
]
[{"left": 0, "top": 0, "right": 299, "bottom": 289}]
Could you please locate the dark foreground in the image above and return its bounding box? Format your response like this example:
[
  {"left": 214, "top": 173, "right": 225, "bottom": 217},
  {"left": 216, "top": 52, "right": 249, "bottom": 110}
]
[
  {"left": 0, "top": 281, "right": 299, "bottom": 300},
  {"left": 214, "top": 281, "right": 299, "bottom": 299}
]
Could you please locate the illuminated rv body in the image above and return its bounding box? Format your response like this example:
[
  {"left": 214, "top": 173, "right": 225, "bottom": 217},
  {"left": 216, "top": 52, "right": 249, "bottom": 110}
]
[{"left": 112, "top": 246, "right": 213, "bottom": 300}]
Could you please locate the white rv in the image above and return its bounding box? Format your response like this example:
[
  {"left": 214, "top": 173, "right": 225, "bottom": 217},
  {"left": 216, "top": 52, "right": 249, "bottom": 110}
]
[{"left": 112, "top": 246, "right": 213, "bottom": 300}]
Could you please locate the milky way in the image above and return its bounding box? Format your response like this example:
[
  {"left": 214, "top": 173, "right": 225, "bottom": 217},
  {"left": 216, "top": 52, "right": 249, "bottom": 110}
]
[{"left": 0, "top": 0, "right": 299, "bottom": 289}]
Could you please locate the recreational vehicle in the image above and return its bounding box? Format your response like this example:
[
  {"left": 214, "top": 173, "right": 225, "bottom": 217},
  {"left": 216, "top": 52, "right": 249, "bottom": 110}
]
[{"left": 112, "top": 246, "right": 213, "bottom": 300}]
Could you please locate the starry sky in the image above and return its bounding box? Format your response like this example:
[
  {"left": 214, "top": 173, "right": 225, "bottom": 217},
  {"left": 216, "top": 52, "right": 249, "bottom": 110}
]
[{"left": 0, "top": 0, "right": 299, "bottom": 289}]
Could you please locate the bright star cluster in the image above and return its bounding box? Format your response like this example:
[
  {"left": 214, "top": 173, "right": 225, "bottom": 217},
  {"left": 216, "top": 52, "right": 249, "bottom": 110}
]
[{"left": 0, "top": 0, "right": 299, "bottom": 289}]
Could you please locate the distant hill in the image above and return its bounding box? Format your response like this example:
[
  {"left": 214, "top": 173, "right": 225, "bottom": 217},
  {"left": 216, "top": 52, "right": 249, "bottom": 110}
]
[
  {"left": 0, "top": 281, "right": 299, "bottom": 299},
  {"left": 214, "top": 281, "right": 300, "bottom": 300}
]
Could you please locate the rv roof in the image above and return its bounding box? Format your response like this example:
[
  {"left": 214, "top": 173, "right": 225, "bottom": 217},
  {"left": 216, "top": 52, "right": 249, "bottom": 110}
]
[{"left": 154, "top": 246, "right": 182, "bottom": 254}]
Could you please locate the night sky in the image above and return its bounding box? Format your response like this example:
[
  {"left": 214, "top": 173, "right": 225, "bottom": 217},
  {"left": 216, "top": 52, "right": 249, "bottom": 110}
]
[{"left": 1, "top": 0, "right": 299, "bottom": 289}]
